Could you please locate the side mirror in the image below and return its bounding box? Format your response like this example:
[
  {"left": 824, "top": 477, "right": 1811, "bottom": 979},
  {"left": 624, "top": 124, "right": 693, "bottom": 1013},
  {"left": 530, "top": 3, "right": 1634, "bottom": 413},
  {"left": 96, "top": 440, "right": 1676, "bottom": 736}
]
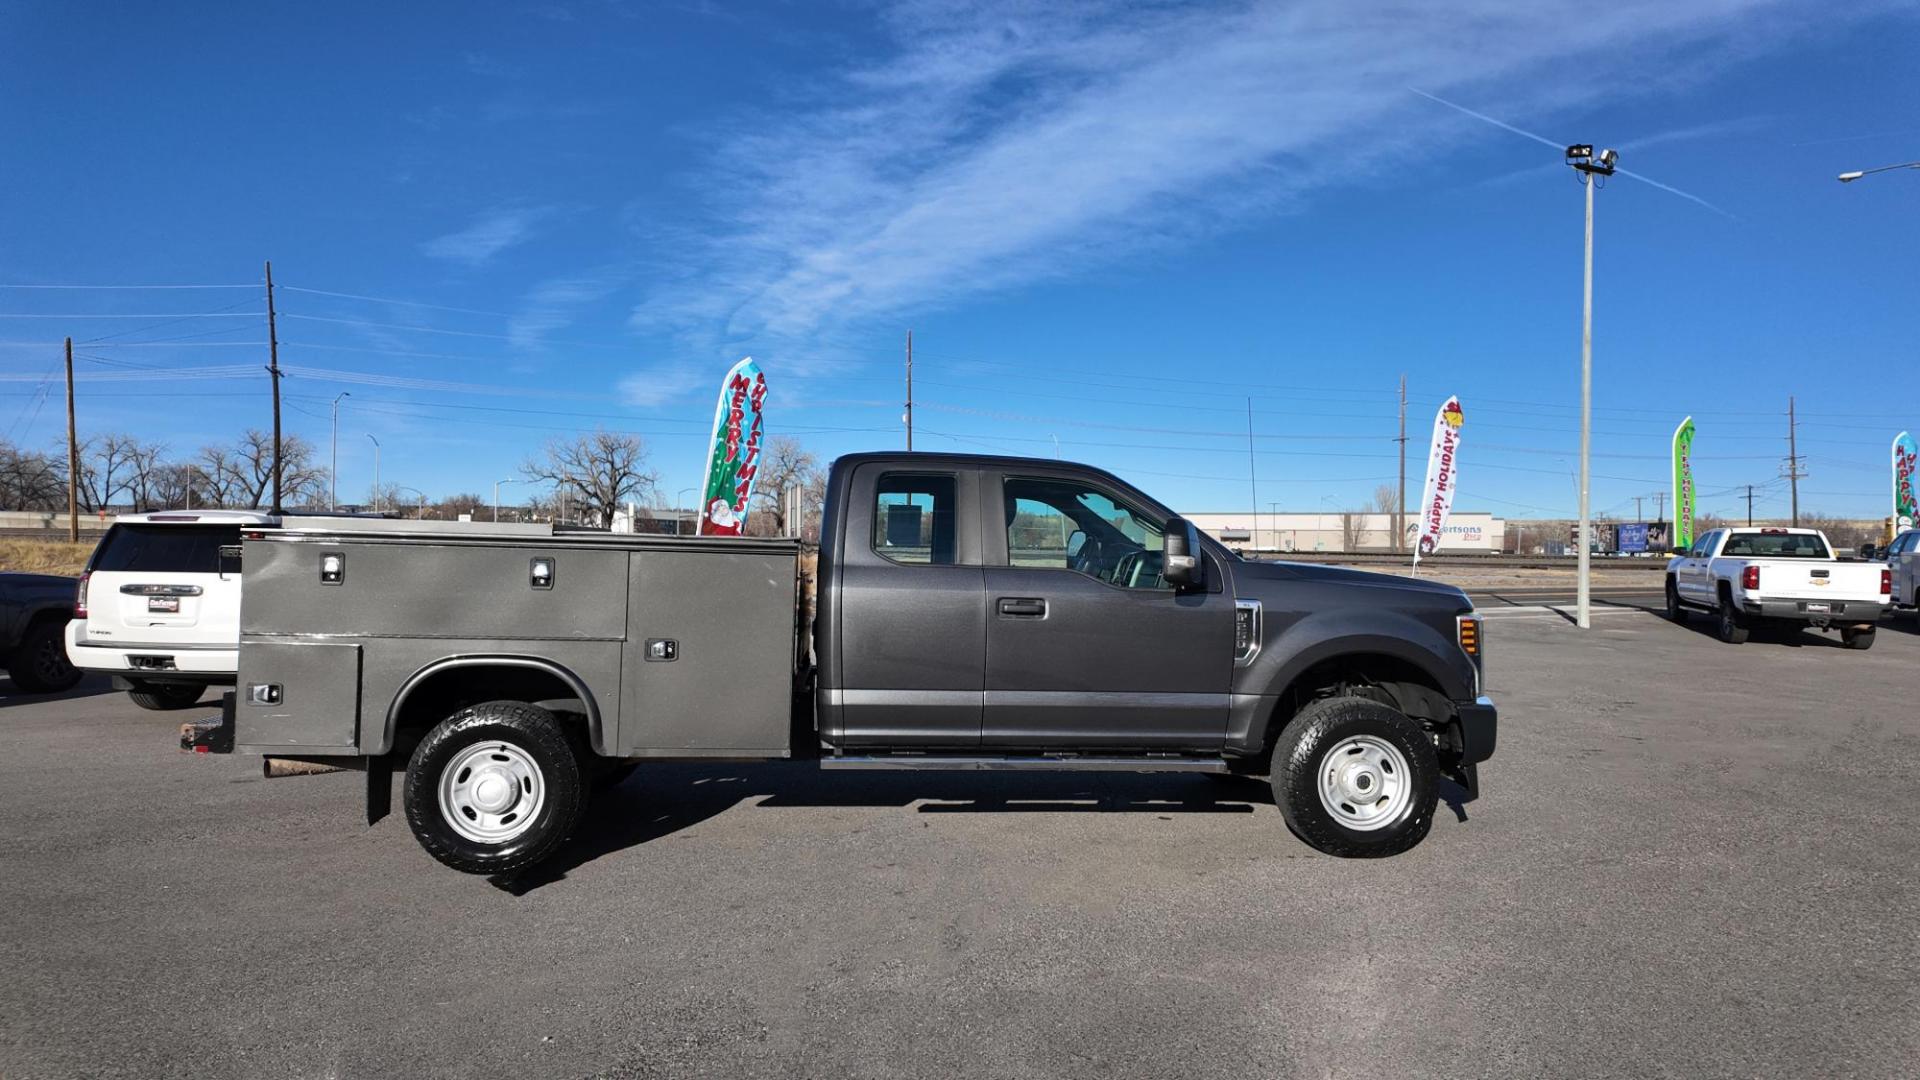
[
  {"left": 1163, "top": 518, "right": 1205, "bottom": 590},
  {"left": 1858, "top": 543, "right": 1878, "bottom": 562}
]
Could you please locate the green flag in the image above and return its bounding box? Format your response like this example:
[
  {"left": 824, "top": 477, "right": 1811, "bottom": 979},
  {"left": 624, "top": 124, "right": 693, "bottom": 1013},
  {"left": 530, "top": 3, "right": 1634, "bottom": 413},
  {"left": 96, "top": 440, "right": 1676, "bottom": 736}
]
[{"left": 1672, "top": 416, "right": 1696, "bottom": 552}]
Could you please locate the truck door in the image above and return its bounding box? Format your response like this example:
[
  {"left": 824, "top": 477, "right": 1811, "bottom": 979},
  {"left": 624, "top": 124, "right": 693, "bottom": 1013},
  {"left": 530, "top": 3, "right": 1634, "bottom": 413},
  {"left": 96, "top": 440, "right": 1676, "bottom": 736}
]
[
  {"left": 830, "top": 466, "right": 985, "bottom": 747},
  {"left": 1679, "top": 530, "right": 1717, "bottom": 602},
  {"left": 980, "top": 472, "right": 1233, "bottom": 749}
]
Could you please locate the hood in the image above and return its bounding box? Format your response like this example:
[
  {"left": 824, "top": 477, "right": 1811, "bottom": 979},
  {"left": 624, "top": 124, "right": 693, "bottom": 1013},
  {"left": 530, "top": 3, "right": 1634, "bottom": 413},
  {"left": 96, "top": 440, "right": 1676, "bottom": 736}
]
[{"left": 1230, "top": 558, "right": 1471, "bottom": 602}]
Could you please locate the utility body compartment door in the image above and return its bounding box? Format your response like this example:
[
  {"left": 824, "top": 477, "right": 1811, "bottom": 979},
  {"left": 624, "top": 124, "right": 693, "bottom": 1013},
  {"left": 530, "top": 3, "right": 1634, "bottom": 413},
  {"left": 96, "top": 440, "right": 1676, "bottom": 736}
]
[{"left": 236, "top": 641, "right": 361, "bottom": 749}]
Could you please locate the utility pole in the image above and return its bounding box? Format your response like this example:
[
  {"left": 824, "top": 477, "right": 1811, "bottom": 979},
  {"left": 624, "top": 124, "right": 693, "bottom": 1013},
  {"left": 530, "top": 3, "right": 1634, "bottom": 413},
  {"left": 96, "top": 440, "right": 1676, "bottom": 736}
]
[
  {"left": 1395, "top": 374, "right": 1407, "bottom": 553},
  {"left": 1655, "top": 491, "right": 1665, "bottom": 527},
  {"left": 265, "top": 260, "right": 283, "bottom": 513},
  {"left": 1565, "top": 143, "right": 1616, "bottom": 631},
  {"left": 1246, "top": 398, "right": 1258, "bottom": 536},
  {"left": 1745, "top": 485, "right": 1755, "bottom": 526},
  {"left": 1634, "top": 495, "right": 1643, "bottom": 523},
  {"left": 904, "top": 329, "right": 913, "bottom": 451},
  {"left": 64, "top": 337, "right": 78, "bottom": 542},
  {"left": 1784, "top": 396, "right": 1803, "bottom": 526}
]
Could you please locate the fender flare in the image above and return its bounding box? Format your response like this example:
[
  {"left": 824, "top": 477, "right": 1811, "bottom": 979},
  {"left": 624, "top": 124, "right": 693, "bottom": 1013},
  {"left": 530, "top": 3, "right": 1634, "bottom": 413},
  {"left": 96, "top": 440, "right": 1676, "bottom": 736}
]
[
  {"left": 382, "top": 654, "right": 607, "bottom": 756},
  {"left": 1230, "top": 623, "right": 1470, "bottom": 755}
]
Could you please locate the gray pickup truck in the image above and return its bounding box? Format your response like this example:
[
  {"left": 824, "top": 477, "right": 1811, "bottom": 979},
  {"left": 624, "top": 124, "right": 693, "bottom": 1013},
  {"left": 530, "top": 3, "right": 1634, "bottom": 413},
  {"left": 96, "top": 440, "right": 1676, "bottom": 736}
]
[
  {"left": 190, "top": 452, "right": 1496, "bottom": 874},
  {"left": 2, "top": 572, "right": 81, "bottom": 694}
]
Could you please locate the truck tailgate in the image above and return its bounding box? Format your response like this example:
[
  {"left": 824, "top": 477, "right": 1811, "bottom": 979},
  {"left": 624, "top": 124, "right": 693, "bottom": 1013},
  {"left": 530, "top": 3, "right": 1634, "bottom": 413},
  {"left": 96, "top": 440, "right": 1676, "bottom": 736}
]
[{"left": 1757, "top": 562, "right": 1883, "bottom": 604}]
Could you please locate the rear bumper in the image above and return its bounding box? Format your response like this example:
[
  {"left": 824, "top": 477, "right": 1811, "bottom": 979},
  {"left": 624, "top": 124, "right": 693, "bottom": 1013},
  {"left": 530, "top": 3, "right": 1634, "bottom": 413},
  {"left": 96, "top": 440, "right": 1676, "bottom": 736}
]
[
  {"left": 1740, "top": 599, "right": 1886, "bottom": 623},
  {"left": 1454, "top": 695, "right": 1497, "bottom": 765},
  {"left": 66, "top": 621, "right": 237, "bottom": 678}
]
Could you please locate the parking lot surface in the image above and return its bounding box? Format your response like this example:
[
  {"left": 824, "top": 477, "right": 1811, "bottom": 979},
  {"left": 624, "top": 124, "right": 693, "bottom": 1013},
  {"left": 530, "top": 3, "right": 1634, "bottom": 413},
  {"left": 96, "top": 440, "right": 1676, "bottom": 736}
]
[{"left": 3, "top": 608, "right": 1916, "bottom": 1079}]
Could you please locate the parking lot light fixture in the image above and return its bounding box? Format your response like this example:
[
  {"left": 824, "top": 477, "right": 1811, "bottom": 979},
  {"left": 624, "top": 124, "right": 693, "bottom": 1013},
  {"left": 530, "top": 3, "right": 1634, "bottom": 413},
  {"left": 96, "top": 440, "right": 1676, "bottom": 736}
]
[
  {"left": 1837, "top": 161, "right": 1919, "bottom": 183},
  {"left": 1566, "top": 144, "right": 1617, "bottom": 631}
]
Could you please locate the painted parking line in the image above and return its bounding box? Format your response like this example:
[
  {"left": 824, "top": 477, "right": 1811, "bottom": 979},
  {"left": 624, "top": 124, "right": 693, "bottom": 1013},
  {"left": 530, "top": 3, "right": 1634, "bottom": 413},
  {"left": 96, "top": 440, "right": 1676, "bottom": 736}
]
[{"left": 1477, "top": 605, "right": 1656, "bottom": 619}]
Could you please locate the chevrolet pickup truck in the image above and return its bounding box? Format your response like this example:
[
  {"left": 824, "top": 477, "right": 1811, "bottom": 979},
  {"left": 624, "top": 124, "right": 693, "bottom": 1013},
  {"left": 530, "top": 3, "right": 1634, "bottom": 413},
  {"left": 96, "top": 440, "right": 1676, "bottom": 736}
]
[
  {"left": 1665, "top": 526, "right": 1890, "bottom": 648},
  {"left": 187, "top": 453, "right": 1497, "bottom": 875}
]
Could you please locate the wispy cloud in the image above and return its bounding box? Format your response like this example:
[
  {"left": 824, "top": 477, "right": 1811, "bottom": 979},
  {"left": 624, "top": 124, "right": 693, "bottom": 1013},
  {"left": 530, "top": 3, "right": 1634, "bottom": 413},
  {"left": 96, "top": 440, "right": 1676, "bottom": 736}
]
[
  {"left": 634, "top": 0, "right": 1878, "bottom": 344},
  {"left": 617, "top": 364, "right": 713, "bottom": 407},
  {"left": 421, "top": 206, "right": 555, "bottom": 266},
  {"left": 508, "top": 271, "right": 624, "bottom": 348}
]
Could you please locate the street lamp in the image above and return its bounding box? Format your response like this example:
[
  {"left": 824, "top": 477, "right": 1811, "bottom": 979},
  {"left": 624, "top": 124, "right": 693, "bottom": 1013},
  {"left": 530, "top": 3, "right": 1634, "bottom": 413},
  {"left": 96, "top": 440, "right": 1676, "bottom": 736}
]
[
  {"left": 394, "top": 485, "right": 427, "bottom": 520},
  {"left": 1837, "top": 160, "right": 1920, "bottom": 183},
  {"left": 329, "top": 392, "right": 350, "bottom": 510},
  {"left": 366, "top": 434, "right": 380, "bottom": 514},
  {"left": 493, "top": 478, "right": 514, "bottom": 523},
  {"left": 1565, "top": 143, "right": 1617, "bottom": 631}
]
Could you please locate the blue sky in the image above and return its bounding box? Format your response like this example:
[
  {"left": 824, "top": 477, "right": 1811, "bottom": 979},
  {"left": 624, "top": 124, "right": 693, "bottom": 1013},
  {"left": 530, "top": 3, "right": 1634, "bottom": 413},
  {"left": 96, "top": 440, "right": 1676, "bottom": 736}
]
[{"left": 2, "top": 0, "right": 1917, "bottom": 522}]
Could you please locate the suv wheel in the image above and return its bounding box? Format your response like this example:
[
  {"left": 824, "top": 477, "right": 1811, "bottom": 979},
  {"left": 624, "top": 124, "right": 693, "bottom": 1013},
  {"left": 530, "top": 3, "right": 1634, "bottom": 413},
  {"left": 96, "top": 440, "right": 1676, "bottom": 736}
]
[
  {"left": 1271, "top": 696, "right": 1438, "bottom": 858},
  {"left": 404, "top": 700, "right": 585, "bottom": 875},
  {"left": 127, "top": 682, "right": 205, "bottom": 710},
  {"left": 7, "top": 618, "right": 81, "bottom": 693}
]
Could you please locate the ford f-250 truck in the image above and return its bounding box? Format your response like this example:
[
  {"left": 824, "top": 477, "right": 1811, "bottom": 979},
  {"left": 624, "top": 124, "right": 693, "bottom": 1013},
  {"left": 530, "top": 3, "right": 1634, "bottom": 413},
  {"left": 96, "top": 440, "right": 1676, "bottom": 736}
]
[
  {"left": 1665, "top": 526, "right": 1890, "bottom": 648},
  {"left": 186, "top": 453, "right": 1497, "bottom": 875}
]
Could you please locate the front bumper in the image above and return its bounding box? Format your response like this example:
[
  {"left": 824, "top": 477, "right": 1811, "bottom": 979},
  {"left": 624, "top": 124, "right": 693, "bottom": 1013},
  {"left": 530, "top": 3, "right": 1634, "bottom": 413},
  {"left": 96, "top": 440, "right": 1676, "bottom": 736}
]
[
  {"left": 1454, "top": 695, "right": 1497, "bottom": 765},
  {"left": 1740, "top": 599, "right": 1886, "bottom": 624}
]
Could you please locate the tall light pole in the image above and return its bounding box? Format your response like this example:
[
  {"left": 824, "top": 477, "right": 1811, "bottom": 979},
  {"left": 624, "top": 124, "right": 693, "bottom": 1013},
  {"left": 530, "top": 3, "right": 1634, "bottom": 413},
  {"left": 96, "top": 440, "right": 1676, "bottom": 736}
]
[
  {"left": 395, "top": 485, "right": 427, "bottom": 520},
  {"left": 1566, "top": 144, "right": 1617, "bottom": 631},
  {"left": 1837, "top": 160, "right": 1920, "bottom": 183},
  {"left": 366, "top": 434, "right": 381, "bottom": 514},
  {"left": 494, "top": 478, "right": 514, "bottom": 523},
  {"left": 329, "top": 392, "right": 350, "bottom": 510}
]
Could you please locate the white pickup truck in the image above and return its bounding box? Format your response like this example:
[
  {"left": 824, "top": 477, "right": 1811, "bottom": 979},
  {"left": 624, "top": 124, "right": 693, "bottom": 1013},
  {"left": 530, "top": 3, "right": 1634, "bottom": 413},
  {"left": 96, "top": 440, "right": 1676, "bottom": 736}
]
[{"left": 1665, "top": 527, "right": 1890, "bottom": 649}]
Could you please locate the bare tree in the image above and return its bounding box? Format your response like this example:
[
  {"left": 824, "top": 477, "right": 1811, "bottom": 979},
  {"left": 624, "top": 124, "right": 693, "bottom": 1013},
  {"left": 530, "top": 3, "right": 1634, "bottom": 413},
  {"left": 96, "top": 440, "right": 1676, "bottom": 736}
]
[
  {"left": 73, "top": 433, "right": 143, "bottom": 512},
  {"left": 1339, "top": 511, "right": 1362, "bottom": 552},
  {"left": 1369, "top": 484, "right": 1400, "bottom": 552},
  {"left": 0, "top": 440, "right": 66, "bottom": 510},
  {"left": 221, "top": 429, "right": 324, "bottom": 509},
  {"left": 195, "top": 445, "right": 241, "bottom": 508},
  {"left": 432, "top": 492, "right": 488, "bottom": 521},
  {"left": 150, "top": 463, "right": 209, "bottom": 510},
  {"left": 125, "top": 439, "right": 170, "bottom": 509},
  {"left": 521, "top": 430, "right": 660, "bottom": 530},
  {"left": 749, "top": 437, "right": 821, "bottom": 536}
]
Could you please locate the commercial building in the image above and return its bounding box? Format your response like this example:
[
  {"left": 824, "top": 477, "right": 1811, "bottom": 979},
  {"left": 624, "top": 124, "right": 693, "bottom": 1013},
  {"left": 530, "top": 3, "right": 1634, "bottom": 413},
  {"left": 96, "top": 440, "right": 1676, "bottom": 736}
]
[{"left": 1182, "top": 510, "right": 1506, "bottom": 554}]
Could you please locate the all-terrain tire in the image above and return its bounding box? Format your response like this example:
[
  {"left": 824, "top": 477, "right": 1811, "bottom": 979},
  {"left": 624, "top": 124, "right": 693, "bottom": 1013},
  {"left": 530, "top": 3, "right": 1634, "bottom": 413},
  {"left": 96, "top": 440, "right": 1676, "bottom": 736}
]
[
  {"left": 127, "top": 682, "right": 205, "bottom": 710},
  {"left": 7, "top": 617, "right": 81, "bottom": 693},
  {"left": 1665, "top": 578, "right": 1686, "bottom": 624},
  {"left": 1271, "top": 695, "right": 1439, "bottom": 858},
  {"left": 404, "top": 700, "right": 585, "bottom": 875},
  {"left": 1715, "top": 595, "right": 1749, "bottom": 645},
  {"left": 1842, "top": 627, "right": 1876, "bottom": 651}
]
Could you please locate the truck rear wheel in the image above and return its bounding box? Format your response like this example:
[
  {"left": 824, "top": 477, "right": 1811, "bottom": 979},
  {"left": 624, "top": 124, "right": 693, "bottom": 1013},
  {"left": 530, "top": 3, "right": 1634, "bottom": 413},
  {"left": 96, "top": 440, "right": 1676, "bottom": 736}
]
[
  {"left": 403, "top": 700, "right": 585, "bottom": 875},
  {"left": 1271, "top": 696, "right": 1438, "bottom": 858},
  {"left": 1841, "top": 627, "right": 1875, "bottom": 651},
  {"left": 7, "top": 618, "right": 81, "bottom": 693}
]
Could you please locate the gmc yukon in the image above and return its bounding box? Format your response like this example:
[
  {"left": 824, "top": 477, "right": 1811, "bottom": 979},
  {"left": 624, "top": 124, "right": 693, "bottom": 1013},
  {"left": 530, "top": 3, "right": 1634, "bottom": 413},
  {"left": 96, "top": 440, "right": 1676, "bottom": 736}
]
[{"left": 187, "top": 453, "right": 1497, "bottom": 875}]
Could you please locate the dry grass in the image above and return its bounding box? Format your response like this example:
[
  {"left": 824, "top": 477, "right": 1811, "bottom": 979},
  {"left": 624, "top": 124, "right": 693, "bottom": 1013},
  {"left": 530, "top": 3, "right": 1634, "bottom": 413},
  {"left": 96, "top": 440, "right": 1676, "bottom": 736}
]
[{"left": 0, "top": 539, "right": 93, "bottom": 577}]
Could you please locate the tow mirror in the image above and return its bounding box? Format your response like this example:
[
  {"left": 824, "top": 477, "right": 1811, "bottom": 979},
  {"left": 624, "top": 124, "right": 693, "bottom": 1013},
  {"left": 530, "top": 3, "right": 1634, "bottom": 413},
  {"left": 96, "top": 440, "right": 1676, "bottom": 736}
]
[{"left": 1163, "top": 518, "right": 1204, "bottom": 590}]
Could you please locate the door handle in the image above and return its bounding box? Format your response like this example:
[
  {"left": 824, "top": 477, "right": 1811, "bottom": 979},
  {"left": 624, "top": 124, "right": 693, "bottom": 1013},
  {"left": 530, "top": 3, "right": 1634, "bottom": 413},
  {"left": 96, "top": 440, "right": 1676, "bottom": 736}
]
[{"left": 997, "top": 597, "right": 1047, "bottom": 618}]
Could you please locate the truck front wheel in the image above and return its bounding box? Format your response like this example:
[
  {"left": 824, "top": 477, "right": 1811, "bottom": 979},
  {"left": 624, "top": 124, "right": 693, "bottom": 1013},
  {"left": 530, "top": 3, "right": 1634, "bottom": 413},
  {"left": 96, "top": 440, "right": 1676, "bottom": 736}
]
[
  {"left": 1271, "top": 696, "right": 1438, "bottom": 858},
  {"left": 403, "top": 700, "right": 585, "bottom": 875}
]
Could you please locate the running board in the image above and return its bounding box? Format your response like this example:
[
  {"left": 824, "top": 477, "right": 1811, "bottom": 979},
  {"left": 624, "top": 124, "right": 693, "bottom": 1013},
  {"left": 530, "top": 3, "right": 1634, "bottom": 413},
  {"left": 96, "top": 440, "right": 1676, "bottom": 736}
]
[{"left": 822, "top": 755, "right": 1229, "bottom": 773}]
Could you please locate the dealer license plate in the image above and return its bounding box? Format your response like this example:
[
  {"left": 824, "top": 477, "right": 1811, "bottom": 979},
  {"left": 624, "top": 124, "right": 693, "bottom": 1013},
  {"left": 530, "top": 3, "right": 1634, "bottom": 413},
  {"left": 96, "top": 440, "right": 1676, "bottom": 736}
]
[
  {"left": 1804, "top": 602, "right": 1830, "bottom": 614},
  {"left": 148, "top": 597, "right": 180, "bottom": 613}
]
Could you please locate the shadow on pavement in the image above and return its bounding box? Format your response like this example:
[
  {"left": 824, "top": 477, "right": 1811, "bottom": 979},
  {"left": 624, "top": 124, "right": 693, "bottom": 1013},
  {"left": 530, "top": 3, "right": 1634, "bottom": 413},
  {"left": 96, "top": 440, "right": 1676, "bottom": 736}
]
[
  {"left": 0, "top": 673, "right": 121, "bottom": 710},
  {"left": 493, "top": 763, "right": 1275, "bottom": 895}
]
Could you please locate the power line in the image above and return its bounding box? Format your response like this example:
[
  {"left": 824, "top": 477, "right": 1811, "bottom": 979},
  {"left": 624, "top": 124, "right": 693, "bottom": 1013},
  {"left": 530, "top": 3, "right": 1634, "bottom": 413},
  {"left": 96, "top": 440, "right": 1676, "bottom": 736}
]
[
  {"left": 278, "top": 312, "right": 633, "bottom": 349},
  {"left": 0, "top": 283, "right": 258, "bottom": 290},
  {"left": 0, "top": 312, "right": 259, "bottom": 319},
  {"left": 278, "top": 286, "right": 515, "bottom": 318}
]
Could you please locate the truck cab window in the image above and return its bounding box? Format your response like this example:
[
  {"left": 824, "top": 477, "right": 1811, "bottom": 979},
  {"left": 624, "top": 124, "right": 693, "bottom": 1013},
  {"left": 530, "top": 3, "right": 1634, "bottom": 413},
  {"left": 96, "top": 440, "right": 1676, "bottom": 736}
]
[
  {"left": 872, "top": 474, "right": 956, "bottom": 565},
  {"left": 1004, "top": 478, "right": 1167, "bottom": 589}
]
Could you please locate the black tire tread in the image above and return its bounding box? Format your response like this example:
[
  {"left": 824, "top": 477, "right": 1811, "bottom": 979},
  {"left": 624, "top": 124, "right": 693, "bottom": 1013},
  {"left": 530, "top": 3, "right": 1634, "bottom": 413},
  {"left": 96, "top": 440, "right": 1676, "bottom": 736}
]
[
  {"left": 403, "top": 700, "right": 584, "bottom": 875},
  {"left": 1271, "top": 695, "right": 1438, "bottom": 859},
  {"left": 7, "top": 617, "right": 81, "bottom": 693},
  {"left": 127, "top": 683, "right": 205, "bottom": 710}
]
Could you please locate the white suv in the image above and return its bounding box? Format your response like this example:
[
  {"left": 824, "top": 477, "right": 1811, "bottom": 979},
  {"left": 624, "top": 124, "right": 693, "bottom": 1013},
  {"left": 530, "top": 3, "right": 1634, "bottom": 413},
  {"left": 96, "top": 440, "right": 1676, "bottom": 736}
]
[{"left": 67, "top": 510, "right": 275, "bottom": 710}]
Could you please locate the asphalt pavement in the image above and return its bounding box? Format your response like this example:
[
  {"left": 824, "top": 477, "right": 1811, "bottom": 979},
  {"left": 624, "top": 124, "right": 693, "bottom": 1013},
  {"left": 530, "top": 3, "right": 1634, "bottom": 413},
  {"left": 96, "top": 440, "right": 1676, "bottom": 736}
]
[{"left": 3, "top": 612, "right": 1917, "bottom": 1079}]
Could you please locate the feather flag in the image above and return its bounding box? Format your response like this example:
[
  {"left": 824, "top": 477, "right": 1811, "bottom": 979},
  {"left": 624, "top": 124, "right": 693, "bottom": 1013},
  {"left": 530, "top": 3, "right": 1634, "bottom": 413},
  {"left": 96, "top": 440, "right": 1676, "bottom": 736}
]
[
  {"left": 1413, "top": 396, "right": 1464, "bottom": 567},
  {"left": 695, "top": 357, "right": 767, "bottom": 536}
]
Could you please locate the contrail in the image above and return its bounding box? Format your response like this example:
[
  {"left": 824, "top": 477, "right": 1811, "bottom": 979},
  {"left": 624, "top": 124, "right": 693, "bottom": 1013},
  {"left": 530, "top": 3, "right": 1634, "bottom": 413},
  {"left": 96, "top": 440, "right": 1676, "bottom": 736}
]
[{"left": 1409, "top": 87, "right": 1735, "bottom": 219}]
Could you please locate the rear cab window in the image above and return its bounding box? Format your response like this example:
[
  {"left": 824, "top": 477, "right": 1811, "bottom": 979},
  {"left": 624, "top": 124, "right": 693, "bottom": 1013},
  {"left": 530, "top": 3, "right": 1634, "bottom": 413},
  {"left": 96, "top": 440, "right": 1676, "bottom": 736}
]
[
  {"left": 89, "top": 524, "right": 244, "bottom": 573},
  {"left": 1719, "top": 532, "right": 1831, "bottom": 559}
]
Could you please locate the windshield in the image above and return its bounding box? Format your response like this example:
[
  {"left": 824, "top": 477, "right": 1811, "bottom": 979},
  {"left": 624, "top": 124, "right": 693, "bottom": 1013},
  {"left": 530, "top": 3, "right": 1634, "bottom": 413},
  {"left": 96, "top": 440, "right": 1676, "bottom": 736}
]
[
  {"left": 89, "top": 524, "right": 241, "bottom": 573},
  {"left": 1719, "top": 532, "right": 1830, "bottom": 559}
]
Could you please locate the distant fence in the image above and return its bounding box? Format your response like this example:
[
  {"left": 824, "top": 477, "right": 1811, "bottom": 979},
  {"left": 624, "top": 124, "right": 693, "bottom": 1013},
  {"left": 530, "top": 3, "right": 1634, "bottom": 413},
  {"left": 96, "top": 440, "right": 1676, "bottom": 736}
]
[{"left": 0, "top": 510, "right": 111, "bottom": 535}]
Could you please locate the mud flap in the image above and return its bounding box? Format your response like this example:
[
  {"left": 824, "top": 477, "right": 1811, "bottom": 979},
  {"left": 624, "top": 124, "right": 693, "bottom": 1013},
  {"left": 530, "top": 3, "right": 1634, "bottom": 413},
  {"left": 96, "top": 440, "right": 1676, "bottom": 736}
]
[{"left": 367, "top": 755, "right": 393, "bottom": 826}]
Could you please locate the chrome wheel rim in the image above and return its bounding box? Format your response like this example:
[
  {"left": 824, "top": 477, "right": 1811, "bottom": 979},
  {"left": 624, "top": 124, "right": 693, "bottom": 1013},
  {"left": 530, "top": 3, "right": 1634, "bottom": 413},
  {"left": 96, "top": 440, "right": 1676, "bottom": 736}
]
[
  {"left": 438, "top": 742, "right": 546, "bottom": 845},
  {"left": 1316, "top": 735, "right": 1411, "bottom": 831}
]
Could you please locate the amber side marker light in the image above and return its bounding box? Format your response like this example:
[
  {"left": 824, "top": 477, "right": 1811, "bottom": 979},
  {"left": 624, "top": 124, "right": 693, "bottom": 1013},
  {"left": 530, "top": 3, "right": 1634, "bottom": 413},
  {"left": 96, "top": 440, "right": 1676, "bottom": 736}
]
[{"left": 1457, "top": 616, "right": 1481, "bottom": 657}]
